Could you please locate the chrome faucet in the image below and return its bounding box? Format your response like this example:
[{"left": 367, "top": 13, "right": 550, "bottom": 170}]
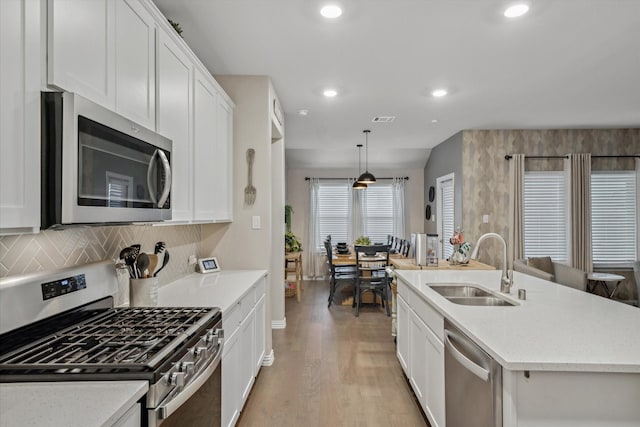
[{"left": 470, "top": 232, "right": 513, "bottom": 293}]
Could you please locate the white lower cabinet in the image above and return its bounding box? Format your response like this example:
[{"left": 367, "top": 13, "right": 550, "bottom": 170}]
[
  {"left": 112, "top": 403, "right": 141, "bottom": 427},
  {"left": 222, "top": 277, "right": 266, "bottom": 427},
  {"left": 396, "top": 294, "right": 409, "bottom": 374},
  {"left": 397, "top": 278, "right": 445, "bottom": 427}
]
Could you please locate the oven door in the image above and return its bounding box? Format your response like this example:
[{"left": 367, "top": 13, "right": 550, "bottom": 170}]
[{"left": 150, "top": 340, "right": 223, "bottom": 427}]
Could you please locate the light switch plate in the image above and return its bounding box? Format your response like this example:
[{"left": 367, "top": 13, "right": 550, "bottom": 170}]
[
  {"left": 252, "top": 215, "right": 261, "bottom": 229},
  {"left": 482, "top": 214, "right": 489, "bottom": 224}
]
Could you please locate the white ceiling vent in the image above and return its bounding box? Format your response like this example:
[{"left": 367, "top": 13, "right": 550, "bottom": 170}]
[{"left": 372, "top": 116, "right": 395, "bottom": 123}]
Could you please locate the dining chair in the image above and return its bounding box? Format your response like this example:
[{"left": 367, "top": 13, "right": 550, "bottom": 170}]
[
  {"left": 353, "top": 244, "right": 391, "bottom": 317},
  {"left": 325, "top": 240, "right": 356, "bottom": 308},
  {"left": 401, "top": 240, "right": 411, "bottom": 257}
]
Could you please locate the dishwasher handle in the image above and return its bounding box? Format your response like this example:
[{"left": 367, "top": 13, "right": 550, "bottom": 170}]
[{"left": 444, "top": 329, "right": 490, "bottom": 382}]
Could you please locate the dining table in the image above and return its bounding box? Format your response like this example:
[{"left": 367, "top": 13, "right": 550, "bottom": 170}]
[{"left": 330, "top": 250, "right": 495, "bottom": 335}]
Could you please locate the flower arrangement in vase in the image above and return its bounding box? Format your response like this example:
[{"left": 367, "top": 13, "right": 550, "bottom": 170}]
[{"left": 449, "top": 228, "right": 472, "bottom": 264}]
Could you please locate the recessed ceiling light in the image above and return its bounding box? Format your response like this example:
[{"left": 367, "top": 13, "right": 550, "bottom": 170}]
[
  {"left": 504, "top": 3, "right": 530, "bottom": 18},
  {"left": 432, "top": 119, "right": 438, "bottom": 123},
  {"left": 298, "top": 109, "right": 309, "bottom": 116},
  {"left": 320, "top": 4, "right": 342, "bottom": 19},
  {"left": 431, "top": 89, "right": 448, "bottom": 98},
  {"left": 323, "top": 89, "right": 338, "bottom": 98}
]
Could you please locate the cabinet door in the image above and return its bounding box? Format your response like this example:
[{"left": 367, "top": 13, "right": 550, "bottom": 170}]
[
  {"left": 0, "top": 0, "right": 41, "bottom": 234},
  {"left": 114, "top": 0, "right": 155, "bottom": 129},
  {"left": 239, "top": 308, "right": 256, "bottom": 405},
  {"left": 254, "top": 294, "right": 266, "bottom": 375},
  {"left": 409, "top": 310, "right": 428, "bottom": 406},
  {"left": 48, "top": 0, "right": 115, "bottom": 108},
  {"left": 222, "top": 329, "right": 241, "bottom": 427},
  {"left": 424, "top": 324, "right": 445, "bottom": 427},
  {"left": 214, "top": 95, "right": 233, "bottom": 221},
  {"left": 396, "top": 294, "right": 409, "bottom": 374},
  {"left": 192, "top": 69, "right": 218, "bottom": 221},
  {"left": 156, "top": 29, "right": 193, "bottom": 221}
]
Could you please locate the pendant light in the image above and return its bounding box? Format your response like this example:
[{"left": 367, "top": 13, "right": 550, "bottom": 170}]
[
  {"left": 357, "top": 129, "right": 376, "bottom": 184},
  {"left": 353, "top": 144, "right": 367, "bottom": 190}
]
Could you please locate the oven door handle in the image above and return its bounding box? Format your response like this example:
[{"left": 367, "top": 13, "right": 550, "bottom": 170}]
[
  {"left": 156, "top": 339, "right": 223, "bottom": 421},
  {"left": 146, "top": 150, "right": 172, "bottom": 208}
]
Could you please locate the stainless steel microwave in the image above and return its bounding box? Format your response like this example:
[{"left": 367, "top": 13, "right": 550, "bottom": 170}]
[{"left": 41, "top": 92, "right": 172, "bottom": 228}]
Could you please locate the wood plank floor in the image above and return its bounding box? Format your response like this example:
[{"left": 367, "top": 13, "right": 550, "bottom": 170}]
[{"left": 237, "top": 280, "right": 428, "bottom": 427}]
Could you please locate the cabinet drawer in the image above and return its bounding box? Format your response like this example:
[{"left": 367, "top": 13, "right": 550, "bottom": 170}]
[
  {"left": 397, "top": 278, "right": 411, "bottom": 298},
  {"left": 223, "top": 301, "right": 242, "bottom": 336},
  {"left": 411, "top": 294, "right": 444, "bottom": 343},
  {"left": 239, "top": 289, "right": 255, "bottom": 320},
  {"left": 255, "top": 277, "right": 266, "bottom": 300}
]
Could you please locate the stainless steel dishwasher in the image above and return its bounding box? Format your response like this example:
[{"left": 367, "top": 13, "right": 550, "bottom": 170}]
[{"left": 444, "top": 320, "right": 502, "bottom": 427}]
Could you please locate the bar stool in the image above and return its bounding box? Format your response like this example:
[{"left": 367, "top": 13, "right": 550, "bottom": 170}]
[{"left": 285, "top": 252, "right": 303, "bottom": 302}]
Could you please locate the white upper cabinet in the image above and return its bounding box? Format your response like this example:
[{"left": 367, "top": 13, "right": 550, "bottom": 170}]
[
  {"left": 214, "top": 93, "right": 234, "bottom": 222},
  {"left": 114, "top": 0, "right": 155, "bottom": 129},
  {"left": 193, "top": 69, "right": 219, "bottom": 222},
  {"left": 156, "top": 29, "right": 193, "bottom": 222},
  {"left": 0, "top": 0, "right": 41, "bottom": 235},
  {"left": 48, "top": 0, "right": 116, "bottom": 108}
]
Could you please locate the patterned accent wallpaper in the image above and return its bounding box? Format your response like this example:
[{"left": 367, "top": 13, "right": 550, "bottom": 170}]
[
  {"left": 460, "top": 128, "right": 640, "bottom": 299},
  {"left": 0, "top": 224, "right": 203, "bottom": 286}
]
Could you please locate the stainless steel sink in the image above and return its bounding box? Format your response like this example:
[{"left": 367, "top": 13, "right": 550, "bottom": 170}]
[
  {"left": 428, "top": 283, "right": 517, "bottom": 306},
  {"left": 429, "top": 284, "right": 493, "bottom": 298},
  {"left": 446, "top": 296, "right": 516, "bottom": 306}
]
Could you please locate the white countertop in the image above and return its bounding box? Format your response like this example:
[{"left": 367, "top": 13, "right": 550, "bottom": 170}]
[
  {"left": 0, "top": 381, "right": 148, "bottom": 427},
  {"left": 395, "top": 269, "right": 640, "bottom": 373},
  {"left": 157, "top": 270, "right": 268, "bottom": 311}
]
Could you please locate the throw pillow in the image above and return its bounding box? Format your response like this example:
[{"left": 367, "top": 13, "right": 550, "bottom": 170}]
[{"left": 528, "top": 256, "right": 554, "bottom": 275}]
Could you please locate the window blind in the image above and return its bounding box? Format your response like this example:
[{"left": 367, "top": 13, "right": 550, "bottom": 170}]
[
  {"left": 317, "top": 182, "right": 351, "bottom": 247},
  {"left": 591, "top": 171, "right": 637, "bottom": 267},
  {"left": 363, "top": 184, "right": 393, "bottom": 244},
  {"left": 441, "top": 181, "right": 454, "bottom": 259},
  {"left": 523, "top": 171, "right": 569, "bottom": 263}
]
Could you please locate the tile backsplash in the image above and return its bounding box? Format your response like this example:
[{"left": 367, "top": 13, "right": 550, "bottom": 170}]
[{"left": 0, "top": 224, "right": 202, "bottom": 286}]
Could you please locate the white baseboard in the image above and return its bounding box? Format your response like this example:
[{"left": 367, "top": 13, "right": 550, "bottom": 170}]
[
  {"left": 271, "top": 317, "right": 286, "bottom": 329},
  {"left": 261, "top": 349, "right": 275, "bottom": 366}
]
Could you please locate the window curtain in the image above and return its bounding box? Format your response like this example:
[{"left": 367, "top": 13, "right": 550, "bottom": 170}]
[
  {"left": 508, "top": 154, "right": 525, "bottom": 268},
  {"left": 392, "top": 178, "right": 406, "bottom": 239},
  {"left": 351, "top": 179, "right": 364, "bottom": 241},
  {"left": 567, "top": 153, "right": 593, "bottom": 272},
  {"left": 306, "top": 178, "right": 325, "bottom": 278}
]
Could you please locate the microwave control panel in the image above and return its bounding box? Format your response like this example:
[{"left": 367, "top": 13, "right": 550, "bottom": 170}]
[{"left": 41, "top": 274, "right": 87, "bottom": 300}]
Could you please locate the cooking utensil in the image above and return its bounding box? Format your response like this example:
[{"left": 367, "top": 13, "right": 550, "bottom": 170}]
[
  {"left": 124, "top": 250, "right": 138, "bottom": 279},
  {"left": 244, "top": 148, "right": 256, "bottom": 205},
  {"left": 136, "top": 253, "right": 150, "bottom": 279},
  {"left": 147, "top": 254, "right": 158, "bottom": 278},
  {"left": 154, "top": 250, "right": 170, "bottom": 277},
  {"left": 154, "top": 241, "right": 166, "bottom": 254},
  {"left": 120, "top": 247, "right": 137, "bottom": 278}
]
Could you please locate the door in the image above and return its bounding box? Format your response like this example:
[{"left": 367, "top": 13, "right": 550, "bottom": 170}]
[
  {"left": 409, "top": 310, "right": 428, "bottom": 406},
  {"left": 396, "top": 293, "right": 409, "bottom": 374},
  {"left": 436, "top": 173, "right": 455, "bottom": 260},
  {"left": 215, "top": 95, "right": 234, "bottom": 221},
  {"left": 48, "top": 0, "right": 116, "bottom": 108},
  {"left": 254, "top": 294, "right": 266, "bottom": 375},
  {"left": 115, "top": 0, "right": 155, "bottom": 129},
  {"left": 156, "top": 29, "right": 193, "bottom": 221},
  {"left": 222, "top": 329, "right": 240, "bottom": 427}
]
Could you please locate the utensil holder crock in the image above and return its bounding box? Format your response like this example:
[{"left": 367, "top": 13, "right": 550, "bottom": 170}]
[{"left": 130, "top": 277, "right": 159, "bottom": 307}]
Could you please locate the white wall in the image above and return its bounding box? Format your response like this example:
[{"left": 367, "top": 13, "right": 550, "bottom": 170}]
[{"left": 285, "top": 167, "right": 425, "bottom": 272}]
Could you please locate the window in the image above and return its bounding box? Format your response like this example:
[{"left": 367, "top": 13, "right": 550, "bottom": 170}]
[
  {"left": 362, "top": 184, "right": 393, "bottom": 244},
  {"left": 316, "top": 182, "right": 351, "bottom": 247},
  {"left": 523, "top": 171, "right": 569, "bottom": 263},
  {"left": 591, "top": 171, "right": 637, "bottom": 267},
  {"left": 314, "top": 181, "right": 403, "bottom": 249}
]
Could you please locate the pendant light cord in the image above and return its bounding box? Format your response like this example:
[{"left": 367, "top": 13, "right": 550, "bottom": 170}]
[{"left": 364, "top": 129, "right": 370, "bottom": 172}]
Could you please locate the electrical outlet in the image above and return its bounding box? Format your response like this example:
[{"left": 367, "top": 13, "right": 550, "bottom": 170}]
[{"left": 188, "top": 255, "right": 197, "bottom": 265}]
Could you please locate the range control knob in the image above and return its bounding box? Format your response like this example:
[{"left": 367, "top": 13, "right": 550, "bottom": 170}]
[
  {"left": 179, "top": 361, "right": 194, "bottom": 375},
  {"left": 170, "top": 372, "right": 185, "bottom": 387},
  {"left": 194, "top": 346, "right": 209, "bottom": 360}
]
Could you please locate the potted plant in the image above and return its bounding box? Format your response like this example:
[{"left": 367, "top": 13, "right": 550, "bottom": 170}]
[
  {"left": 284, "top": 205, "right": 301, "bottom": 252},
  {"left": 355, "top": 236, "right": 377, "bottom": 255}
]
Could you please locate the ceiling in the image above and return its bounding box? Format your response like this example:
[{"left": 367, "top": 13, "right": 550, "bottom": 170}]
[{"left": 153, "top": 0, "right": 640, "bottom": 169}]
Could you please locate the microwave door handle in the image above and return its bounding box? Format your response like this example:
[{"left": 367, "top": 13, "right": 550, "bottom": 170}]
[
  {"left": 147, "top": 150, "right": 159, "bottom": 205},
  {"left": 156, "top": 150, "right": 172, "bottom": 208}
]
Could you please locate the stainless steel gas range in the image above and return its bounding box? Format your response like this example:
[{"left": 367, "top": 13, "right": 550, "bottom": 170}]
[{"left": 0, "top": 261, "right": 223, "bottom": 427}]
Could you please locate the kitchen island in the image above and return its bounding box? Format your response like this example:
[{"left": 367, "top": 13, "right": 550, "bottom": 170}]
[{"left": 395, "top": 268, "right": 640, "bottom": 427}]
